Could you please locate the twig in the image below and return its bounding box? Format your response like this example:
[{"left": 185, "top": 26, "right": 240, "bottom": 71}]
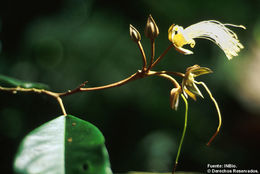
[
  {"left": 58, "top": 81, "right": 88, "bottom": 97},
  {"left": 149, "top": 71, "right": 185, "bottom": 78},
  {"left": 148, "top": 71, "right": 180, "bottom": 88},
  {"left": 148, "top": 39, "right": 155, "bottom": 70},
  {"left": 60, "top": 70, "right": 182, "bottom": 96},
  {"left": 56, "top": 97, "right": 67, "bottom": 116},
  {"left": 71, "top": 72, "right": 140, "bottom": 93},
  {"left": 0, "top": 86, "right": 67, "bottom": 115},
  {"left": 1, "top": 68, "right": 182, "bottom": 115},
  {"left": 137, "top": 41, "right": 147, "bottom": 71},
  {"left": 0, "top": 42, "right": 181, "bottom": 118}
]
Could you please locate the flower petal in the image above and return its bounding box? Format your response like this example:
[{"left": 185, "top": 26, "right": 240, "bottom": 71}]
[
  {"left": 174, "top": 45, "right": 194, "bottom": 55},
  {"left": 183, "top": 87, "right": 197, "bottom": 101},
  {"left": 170, "top": 88, "right": 181, "bottom": 110},
  {"left": 186, "top": 82, "right": 204, "bottom": 99},
  {"left": 191, "top": 67, "right": 213, "bottom": 77}
]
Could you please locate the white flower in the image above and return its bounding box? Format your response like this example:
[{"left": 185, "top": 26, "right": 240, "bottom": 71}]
[{"left": 168, "top": 20, "right": 246, "bottom": 59}]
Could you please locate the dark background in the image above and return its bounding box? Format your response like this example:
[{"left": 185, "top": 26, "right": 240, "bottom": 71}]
[{"left": 0, "top": 0, "right": 260, "bottom": 173}]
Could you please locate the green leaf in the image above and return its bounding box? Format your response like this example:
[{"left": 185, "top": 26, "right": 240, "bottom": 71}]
[
  {"left": 14, "top": 115, "right": 113, "bottom": 174},
  {"left": 0, "top": 74, "right": 49, "bottom": 89}
]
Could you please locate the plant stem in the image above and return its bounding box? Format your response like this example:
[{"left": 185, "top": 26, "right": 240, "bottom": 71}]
[
  {"left": 59, "top": 72, "right": 141, "bottom": 97},
  {"left": 81, "top": 73, "right": 140, "bottom": 91},
  {"left": 137, "top": 41, "right": 147, "bottom": 71},
  {"left": 0, "top": 69, "right": 181, "bottom": 115},
  {"left": 60, "top": 70, "right": 182, "bottom": 97},
  {"left": 0, "top": 86, "right": 67, "bottom": 116},
  {"left": 56, "top": 97, "right": 67, "bottom": 116},
  {"left": 150, "top": 71, "right": 185, "bottom": 78},
  {"left": 150, "top": 72, "right": 180, "bottom": 88},
  {"left": 150, "top": 44, "right": 174, "bottom": 69},
  {"left": 148, "top": 39, "right": 155, "bottom": 70},
  {"left": 1, "top": 69, "right": 182, "bottom": 101},
  {"left": 173, "top": 94, "right": 188, "bottom": 174},
  {"left": 1, "top": 68, "right": 181, "bottom": 117}
]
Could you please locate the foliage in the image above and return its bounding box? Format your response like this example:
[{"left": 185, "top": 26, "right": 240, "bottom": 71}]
[
  {"left": 14, "top": 115, "right": 112, "bottom": 174},
  {"left": 0, "top": 74, "right": 49, "bottom": 89}
]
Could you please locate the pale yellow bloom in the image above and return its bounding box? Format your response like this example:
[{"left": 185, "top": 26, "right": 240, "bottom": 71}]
[
  {"left": 182, "top": 65, "right": 213, "bottom": 100},
  {"left": 168, "top": 20, "right": 245, "bottom": 59}
]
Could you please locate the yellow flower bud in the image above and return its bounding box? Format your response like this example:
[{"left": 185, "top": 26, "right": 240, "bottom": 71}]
[
  {"left": 170, "top": 87, "right": 181, "bottom": 110},
  {"left": 144, "top": 14, "right": 159, "bottom": 40},
  {"left": 129, "top": 24, "right": 141, "bottom": 43}
]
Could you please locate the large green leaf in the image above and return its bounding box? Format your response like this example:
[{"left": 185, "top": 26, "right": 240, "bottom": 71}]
[
  {"left": 14, "top": 115, "right": 112, "bottom": 174},
  {"left": 0, "top": 74, "right": 49, "bottom": 89}
]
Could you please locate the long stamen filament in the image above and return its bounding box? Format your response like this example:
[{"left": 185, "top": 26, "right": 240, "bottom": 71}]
[{"left": 196, "top": 81, "right": 222, "bottom": 146}]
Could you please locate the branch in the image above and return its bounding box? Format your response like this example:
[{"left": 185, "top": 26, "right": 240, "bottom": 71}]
[
  {"left": 1, "top": 41, "right": 182, "bottom": 117},
  {"left": 58, "top": 72, "right": 141, "bottom": 97},
  {"left": 137, "top": 41, "right": 147, "bottom": 71},
  {"left": 148, "top": 71, "right": 180, "bottom": 88},
  {"left": 59, "top": 70, "right": 182, "bottom": 97},
  {"left": 148, "top": 39, "right": 155, "bottom": 70},
  {"left": 0, "top": 86, "right": 67, "bottom": 116},
  {"left": 1, "top": 68, "right": 183, "bottom": 116},
  {"left": 149, "top": 71, "right": 185, "bottom": 78}
]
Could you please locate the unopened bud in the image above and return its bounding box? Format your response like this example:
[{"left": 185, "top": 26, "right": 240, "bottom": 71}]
[
  {"left": 170, "top": 87, "right": 180, "bottom": 110},
  {"left": 129, "top": 24, "right": 141, "bottom": 43},
  {"left": 144, "top": 14, "right": 159, "bottom": 40}
]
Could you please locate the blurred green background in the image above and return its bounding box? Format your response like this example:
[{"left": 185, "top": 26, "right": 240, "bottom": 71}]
[{"left": 0, "top": 0, "right": 260, "bottom": 173}]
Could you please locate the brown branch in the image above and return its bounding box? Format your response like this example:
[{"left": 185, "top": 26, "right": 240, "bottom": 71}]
[
  {"left": 150, "top": 71, "right": 185, "bottom": 78},
  {"left": 153, "top": 73, "right": 180, "bottom": 88},
  {"left": 58, "top": 72, "right": 141, "bottom": 97},
  {"left": 1, "top": 69, "right": 183, "bottom": 100},
  {"left": 56, "top": 97, "right": 67, "bottom": 115},
  {"left": 0, "top": 86, "right": 67, "bottom": 116},
  {"left": 1, "top": 41, "right": 180, "bottom": 116},
  {"left": 59, "top": 69, "right": 183, "bottom": 97},
  {"left": 0, "top": 68, "right": 183, "bottom": 117},
  {"left": 148, "top": 39, "right": 155, "bottom": 70},
  {"left": 137, "top": 41, "right": 147, "bottom": 71},
  {"left": 57, "top": 80, "right": 88, "bottom": 97}
]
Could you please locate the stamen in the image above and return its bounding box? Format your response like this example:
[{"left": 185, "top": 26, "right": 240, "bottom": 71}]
[
  {"left": 174, "top": 45, "right": 194, "bottom": 55},
  {"left": 183, "top": 20, "right": 245, "bottom": 59}
]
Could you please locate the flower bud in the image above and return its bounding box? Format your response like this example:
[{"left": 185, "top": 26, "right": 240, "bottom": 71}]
[
  {"left": 170, "top": 87, "right": 181, "bottom": 110},
  {"left": 129, "top": 24, "right": 141, "bottom": 43},
  {"left": 144, "top": 14, "right": 159, "bottom": 40}
]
